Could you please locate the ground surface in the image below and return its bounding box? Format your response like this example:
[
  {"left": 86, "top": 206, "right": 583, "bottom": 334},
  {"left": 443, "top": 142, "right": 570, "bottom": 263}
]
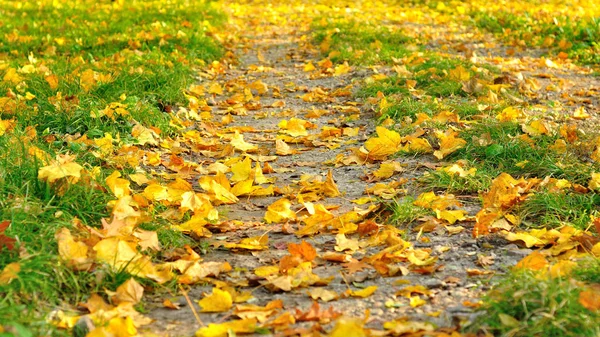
[{"left": 2, "top": 1, "right": 600, "bottom": 337}]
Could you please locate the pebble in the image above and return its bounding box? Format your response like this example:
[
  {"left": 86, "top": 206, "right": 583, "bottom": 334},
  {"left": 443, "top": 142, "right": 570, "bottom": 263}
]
[
  {"left": 423, "top": 278, "right": 444, "bottom": 289},
  {"left": 371, "top": 308, "right": 384, "bottom": 316}
]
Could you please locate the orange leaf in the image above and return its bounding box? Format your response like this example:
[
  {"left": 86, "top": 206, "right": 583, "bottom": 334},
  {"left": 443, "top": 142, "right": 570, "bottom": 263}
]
[
  {"left": 579, "top": 286, "right": 600, "bottom": 311},
  {"left": 514, "top": 251, "right": 548, "bottom": 271},
  {"left": 288, "top": 240, "right": 317, "bottom": 261}
]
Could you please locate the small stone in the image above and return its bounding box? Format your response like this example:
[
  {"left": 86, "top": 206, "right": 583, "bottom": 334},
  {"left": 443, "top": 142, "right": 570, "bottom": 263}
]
[
  {"left": 423, "top": 278, "right": 444, "bottom": 289},
  {"left": 370, "top": 308, "right": 384, "bottom": 316}
]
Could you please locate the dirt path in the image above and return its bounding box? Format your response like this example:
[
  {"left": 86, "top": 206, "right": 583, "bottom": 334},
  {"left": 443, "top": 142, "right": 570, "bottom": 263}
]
[{"left": 142, "top": 3, "right": 531, "bottom": 336}]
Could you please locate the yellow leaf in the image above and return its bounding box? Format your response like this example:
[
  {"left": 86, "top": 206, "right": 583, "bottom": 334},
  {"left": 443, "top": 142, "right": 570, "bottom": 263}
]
[
  {"left": 38, "top": 155, "right": 83, "bottom": 184},
  {"left": 230, "top": 131, "right": 258, "bottom": 152},
  {"left": 504, "top": 231, "right": 546, "bottom": 248},
  {"left": 80, "top": 69, "right": 97, "bottom": 92},
  {"left": 435, "top": 209, "right": 467, "bottom": 224},
  {"left": 253, "top": 163, "right": 272, "bottom": 185},
  {"left": 143, "top": 183, "right": 169, "bottom": 201},
  {"left": 107, "top": 316, "right": 137, "bottom": 337},
  {"left": 364, "top": 126, "right": 402, "bottom": 160},
  {"left": 433, "top": 130, "right": 466, "bottom": 160},
  {"left": 180, "top": 191, "right": 213, "bottom": 213},
  {"left": 265, "top": 198, "right": 296, "bottom": 223},
  {"left": 522, "top": 120, "right": 550, "bottom": 136},
  {"left": 195, "top": 318, "right": 257, "bottom": 337},
  {"left": 0, "top": 262, "right": 20, "bottom": 285},
  {"left": 334, "top": 62, "right": 351, "bottom": 76},
  {"left": 45, "top": 74, "right": 59, "bottom": 89},
  {"left": 589, "top": 172, "right": 600, "bottom": 190},
  {"left": 93, "top": 238, "right": 139, "bottom": 270},
  {"left": 198, "top": 288, "right": 233, "bottom": 313},
  {"left": 373, "top": 162, "right": 403, "bottom": 180},
  {"left": 0, "top": 118, "right": 16, "bottom": 136},
  {"left": 276, "top": 139, "right": 295, "bottom": 155},
  {"left": 304, "top": 62, "right": 316, "bottom": 72},
  {"left": 496, "top": 106, "right": 522, "bottom": 122},
  {"left": 323, "top": 170, "right": 340, "bottom": 197},
  {"left": 573, "top": 106, "right": 590, "bottom": 120},
  {"left": 131, "top": 124, "right": 159, "bottom": 146},
  {"left": 254, "top": 265, "right": 280, "bottom": 278},
  {"left": 249, "top": 80, "right": 268, "bottom": 95},
  {"left": 230, "top": 157, "right": 252, "bottom": 183},
  {"left": 409, "top": 296, "right": 426, "bottom": 308},
  {"left": 208, "top": 82, "right": 223, "bottom": 95},
  {"left": 448, "top": 65, "right": 470, "bottom": 81},
  {"left": 106, "top": 171, "right": 131, "bottom": 198},
  {"left": 56, "top": 228, "right": 90, "bottom": 270},
  {"left": 111, "top": 196, "right": 142, "bottom": 222},
  {"left": 131, "top": 229, "right": 159, "bottom": 252},
  {"left": 579, "top": 288, "right": 600, "bottom": 311},
  {"left": 401, "top": 136, "right": 433, "bottom": 154},
  {"left": 278, "top": 118, "right": 310, "bottom": 137},
  {"left": 231, "top": 179, "right": 254, "bottom": 196},
  {"left": 209, "top": 180, "right": 239, "bottom": 204},
  {"left": 3, "top": 68, "right": 22, "bottom": 84},
  {"left": 329, "top": 317, "right": 367, "bottom": 337},
  {"left": 334, "top": 234, "right": 359, "bottom": 253},
  {"left": 222, "top": 235, "right": 269, "bottom": 250},
  {"left": 383, "top": 319, "right": 434, "bottom": 335},
  {"left": 111, "top": 278, "right": 144, "bottom": 305},
  {"left": 347, "top": 285, "right": 377, "bottom": 298},
  {"left": 308, "top": 288, "right": 338, "bottom": 302}
]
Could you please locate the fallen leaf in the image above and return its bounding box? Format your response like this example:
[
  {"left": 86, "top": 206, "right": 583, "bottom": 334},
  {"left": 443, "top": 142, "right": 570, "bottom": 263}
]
[{"left": 198, "top": 287, "right": 233, "bottom": 313}]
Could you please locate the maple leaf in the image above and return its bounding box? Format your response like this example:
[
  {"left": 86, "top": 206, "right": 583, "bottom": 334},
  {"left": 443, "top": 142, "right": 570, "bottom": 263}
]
[
  {"left": 433, "top": 130, "right": 467, "bottom": 160},
  {"left": 265, "top": 198, "right": 297, "bottom": 223},
  {"left": 199, "top": 287, "right": 233, "bottom": 313},
  {"left": 294, "top": 301, "right": 341, "bottom": 323},
  {"left": 342, "top": 259, "right": 372, "bottom": 274},
  {"left": 288, "top": 240, "right": 317, "bottom": 261},
  {"left": 334, "top": 234, "right": 360, "bottom": 253},
  {"left": 108, "top": 278, "right": 144, "bottom": 305},
  {"left": 55, "top": 227, "right": 92, "bottom": 270},
  {"left": 364, "top": 126, "right": 402, "bottom": 160},
  {"left": 105, "top": 171, "right": 131, "bottom": 198},
  {"left": 38, "top": 154, "right": 83, "bottom": 185}
]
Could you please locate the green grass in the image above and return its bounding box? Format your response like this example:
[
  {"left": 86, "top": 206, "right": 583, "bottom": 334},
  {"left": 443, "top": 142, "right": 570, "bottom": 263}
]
[
  {"left": 470, "top": 6, "right": 600, "bottom": 65},
  {"left": 419, "top": 163, "right": 494, "bottom": 194},
  {"left": 0, "top": 0, "right": 224, "bottom": 137},
  {"left": 449, "top": 120, "right": 597, "bottom": 184},
  {"left": 312, "top": 17, "right": 412, "bottom": 65},
  {"left": 573, "top": 257, "right": 600, "bottom": 284},
  {"left": 468, "top": 271, "right": 600, "bottom": 337},
  {"left": 385, "top": 196, "right": 431, "bottom": 226},
  {"left": 517, "top": 190, "right": 600, "bottom": 229},
  {"left": 0, "top": 0, "right": 224, "bottom": 332}
]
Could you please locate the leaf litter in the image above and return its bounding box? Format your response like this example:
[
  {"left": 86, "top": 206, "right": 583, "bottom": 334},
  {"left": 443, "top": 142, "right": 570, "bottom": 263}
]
[{"left": 2, "top": 0, "right": 600, "bottom": 336}]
